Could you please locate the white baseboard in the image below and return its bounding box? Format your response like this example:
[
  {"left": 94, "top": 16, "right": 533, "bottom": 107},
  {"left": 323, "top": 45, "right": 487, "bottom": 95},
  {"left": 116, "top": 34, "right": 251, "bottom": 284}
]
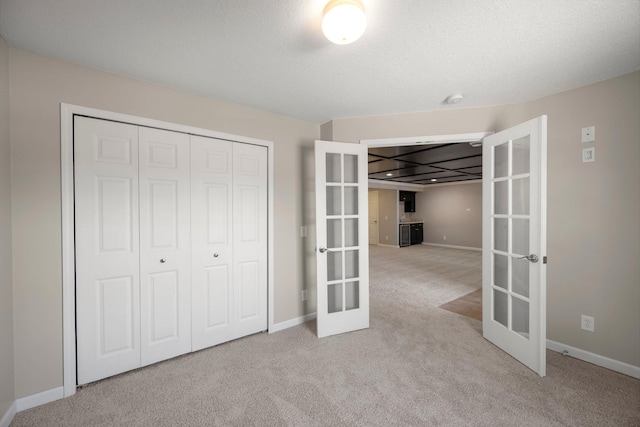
[
  {"left": 422, "top": 242, "right": 481, "bottom": 251},
  {"left": 376, "top": 243, "right": 400, "bottom": 249},
  {"left": 0, "top": 401, "right": 16, "bottom": 427},
  {"left": 270, "top": 312, "right": 317, "bottom": 333},
  {"left": 547, "top": 340, "right": 640, "bottom": 379},
  {"left": 15, "top": 386, "right": 64, "bottom": 412}
]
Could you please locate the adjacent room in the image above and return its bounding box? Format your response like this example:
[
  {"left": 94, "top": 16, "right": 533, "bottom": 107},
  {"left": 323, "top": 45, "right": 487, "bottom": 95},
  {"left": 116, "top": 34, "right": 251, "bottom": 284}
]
[{"left": 1, "top": 1, "right": 638, "bottom": 425}]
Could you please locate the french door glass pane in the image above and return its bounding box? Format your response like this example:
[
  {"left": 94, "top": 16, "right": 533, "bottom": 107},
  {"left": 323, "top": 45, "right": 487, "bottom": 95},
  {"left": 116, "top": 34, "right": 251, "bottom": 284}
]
[
  {"left": 328, "top": 284, "right": 343, "bottom": 313},
  {"left": 494, "top": 218, "right": 508, "bottom": 252},
  {"left": 495, "top": 143, "right": 509, "bottom": 178},
  {"left": 327, "top": 219, "right": 342, "bottom": 249},
  {"left": 512, "top": 177, "right": 530, "bottom": 215},
  {"left": 344, "top": 187, "right": 358, "bottom": 215},
  {"left": 326, "top": 187, "right": 341, "bottom": 215},
  {"left": 494, "top": 254, "right": 508, "bottom": 289},
  {"left": 494, "top": 289, "right": 508, "bottom": 327},
  {"left": 512, "top": 297, "right": 530, "bottom": 338},
  {"left": 512, "top": 218, "right": 529, "bottom": 256},
  {"left": 345, "top": 250, "right": 359, "bottom": 279},
  {"left": 512, "top": 136, "right": 530, "bottom": 175},
  {"left": 494, "top": 180, "right": 508, "bottom": 215},
  {"left": 344, "top": 154, "right": 358, "bottom": 183},
  {"left": 346, "top": 281, "right": 359, "bottom": 310},
  {"left": 327, "top": 251, "right": 342, "bottom": 281},
  {"left": 345, "top": 218, "right": 358, "bottom": 247},
  {"left": 512, "top": 260, "right": 530, "bottom": 298},
  {"left": 326, "top": 153, "right": 341, "bottom": 183}
]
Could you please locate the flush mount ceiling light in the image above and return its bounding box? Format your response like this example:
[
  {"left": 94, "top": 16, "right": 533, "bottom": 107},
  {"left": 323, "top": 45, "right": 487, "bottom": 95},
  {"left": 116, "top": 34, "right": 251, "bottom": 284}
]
[{"left": 322, "top": 0, "right": 367, "bottom": 45}]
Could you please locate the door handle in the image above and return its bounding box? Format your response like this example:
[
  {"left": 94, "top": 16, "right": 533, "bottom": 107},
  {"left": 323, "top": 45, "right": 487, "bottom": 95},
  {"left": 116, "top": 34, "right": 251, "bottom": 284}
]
[
  {"left": 318, "top": 247, "right": 332, "bottom": 254},
  {"left": 516, "top": 254, "right": 538, "bottom": 263},
  {"left": 160, "top": 258, "right": 167, "bottom": 263},
  {"left": 213, "top": 253, "right": 219, "bottom": 258}
]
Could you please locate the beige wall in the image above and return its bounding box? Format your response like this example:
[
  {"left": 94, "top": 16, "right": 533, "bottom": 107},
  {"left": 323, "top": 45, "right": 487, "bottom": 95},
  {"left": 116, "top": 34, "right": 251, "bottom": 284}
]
[
  {"left": 9, "top": 47, "right": 319, "bottom": 398},
  {"left": 331, "top": 71, "right": 640, "bottom": 367},
  {"left": 521, "top": 71, "right": 639, "bottom": 367},
  {"left": 416, "top": 183, "right": 482, "bottom": 248},
  {"left": 0, "top": 37, "right": 15, "bottom": 417}
]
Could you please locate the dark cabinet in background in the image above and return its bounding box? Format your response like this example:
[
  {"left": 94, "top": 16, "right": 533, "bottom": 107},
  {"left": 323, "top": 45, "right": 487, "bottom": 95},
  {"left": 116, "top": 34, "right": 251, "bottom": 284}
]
[
  {"left": 410, "top": 223, "right": 423, "bottom": 245},
  {"left": 399, "top": 191, "right": 416, "bottom": 212}
]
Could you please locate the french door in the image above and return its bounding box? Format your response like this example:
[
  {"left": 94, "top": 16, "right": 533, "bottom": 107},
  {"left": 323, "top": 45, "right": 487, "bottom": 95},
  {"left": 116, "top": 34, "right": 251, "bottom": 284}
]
[
  {"left": 315, "top": 140, "right": 369, "bottom": 338},
  {"left": 482, "top": 116, "right": 547, "bottom": 376}
]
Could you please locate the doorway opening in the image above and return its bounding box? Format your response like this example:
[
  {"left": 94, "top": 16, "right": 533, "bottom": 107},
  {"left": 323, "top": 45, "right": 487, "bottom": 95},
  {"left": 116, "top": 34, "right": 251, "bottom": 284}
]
[{"left": 363, "top": 133, "right": 488, "bottom": 322}]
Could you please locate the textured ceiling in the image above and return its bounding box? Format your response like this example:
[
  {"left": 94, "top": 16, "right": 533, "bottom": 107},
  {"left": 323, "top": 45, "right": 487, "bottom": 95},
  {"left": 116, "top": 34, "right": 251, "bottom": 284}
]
[{"left": 0, "top": 0, "right": 638, "bottom": 123}]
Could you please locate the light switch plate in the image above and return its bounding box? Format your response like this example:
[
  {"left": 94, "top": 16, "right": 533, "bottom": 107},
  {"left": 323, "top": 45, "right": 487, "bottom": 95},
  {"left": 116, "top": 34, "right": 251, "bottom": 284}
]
[
  {"left": 582, "top": 126, "right": 595, "bottom": 142},
  {"left": 582, "top": 147, "right": 595, "bottom": 163}
]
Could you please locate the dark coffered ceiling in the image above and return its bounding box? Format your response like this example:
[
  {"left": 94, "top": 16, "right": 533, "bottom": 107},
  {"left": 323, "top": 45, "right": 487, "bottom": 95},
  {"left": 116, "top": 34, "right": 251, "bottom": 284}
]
[{"left": 368, "top": 143, "right": 482, "bottom": 185}]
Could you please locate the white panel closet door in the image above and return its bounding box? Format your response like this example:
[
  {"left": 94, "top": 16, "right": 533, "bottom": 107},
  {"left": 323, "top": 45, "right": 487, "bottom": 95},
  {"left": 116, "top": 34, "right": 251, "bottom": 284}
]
[
  {"left": 191, "top": 136, "right": 234, "bottom": 350},
  {"left": 138, "top": 127, "right": 192, "bottom": 365},
  {"left": 233, "top": 143, "right": 268, "bottom": 337},
  {"left": 75, "top": 117, "right": 141, "bottom": 385},
  {"left": 191, "top": 138, "right": 267, "bottom": 350}
]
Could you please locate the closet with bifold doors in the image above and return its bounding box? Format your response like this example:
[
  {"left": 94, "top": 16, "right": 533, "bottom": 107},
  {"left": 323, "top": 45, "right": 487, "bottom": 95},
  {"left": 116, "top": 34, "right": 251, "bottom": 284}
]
[{"left": 74, "top": 116, "right": 268, "bottom": 385}]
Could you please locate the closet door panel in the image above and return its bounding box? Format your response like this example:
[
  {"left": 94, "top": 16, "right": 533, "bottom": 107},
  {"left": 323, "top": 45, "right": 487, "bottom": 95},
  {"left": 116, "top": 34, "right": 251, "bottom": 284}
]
[
  {"left": 233, "top": 143, "right": 268, "bottom": 335},
  {"left": 191, "top": 136, "right": 235, "bottom": 350},
  {"left": 75, "top": 117, "right": 141, "bottom": 385},
  {"left": 139, "top": 127, "right": 191, "bottom": 365}
]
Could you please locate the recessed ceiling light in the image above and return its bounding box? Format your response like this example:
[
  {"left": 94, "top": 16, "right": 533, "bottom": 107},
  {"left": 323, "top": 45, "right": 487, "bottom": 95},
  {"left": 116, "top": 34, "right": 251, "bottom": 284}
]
[
  {"left": 386, "top": 173, "right": 393, "bottom": 176},
  {"left": 431, "top": 179, "right": 437, "bottom": 182}
]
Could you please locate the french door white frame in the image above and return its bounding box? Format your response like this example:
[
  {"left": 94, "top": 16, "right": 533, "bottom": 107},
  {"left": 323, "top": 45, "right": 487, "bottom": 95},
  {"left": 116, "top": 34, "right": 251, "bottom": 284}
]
[{"left": 60, "top": 103, "right": 275, "bottom": 397}]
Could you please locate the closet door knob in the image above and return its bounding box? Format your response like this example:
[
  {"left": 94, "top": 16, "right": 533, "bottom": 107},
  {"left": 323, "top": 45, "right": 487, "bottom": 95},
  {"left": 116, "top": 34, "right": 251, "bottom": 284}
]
[
  {"left": 160, "top": 258, "right": 166, "bottom": 263},
  {"left": 213, "top": 253, "right": 219, "bottom": 258}
]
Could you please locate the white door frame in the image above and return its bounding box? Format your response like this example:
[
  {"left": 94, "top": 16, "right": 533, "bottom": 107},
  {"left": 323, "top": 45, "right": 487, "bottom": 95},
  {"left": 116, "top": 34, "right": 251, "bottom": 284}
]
[{"left": 60, "top": 103, "right": 275, "bottom": 397}]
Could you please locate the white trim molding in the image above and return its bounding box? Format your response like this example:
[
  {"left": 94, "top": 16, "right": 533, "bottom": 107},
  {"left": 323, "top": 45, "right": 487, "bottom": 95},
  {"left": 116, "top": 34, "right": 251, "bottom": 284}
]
[
  {"left": 360, "top": 132, "right": 493, "bottom": 147},
  {"left": 547, "top": 340, "right": 640, "bottom": 379},
  {"left": 270, "top": 312, "right": 317, "bottom": 333},
  {"left": 61, "top": 103, "right": 275, "bottom": 398},
  {"left": 0, "top": 402, "right": 16, "bottom": 427},
  {"left": 16, "top": 387, "right": 64, "bottom": 412}
]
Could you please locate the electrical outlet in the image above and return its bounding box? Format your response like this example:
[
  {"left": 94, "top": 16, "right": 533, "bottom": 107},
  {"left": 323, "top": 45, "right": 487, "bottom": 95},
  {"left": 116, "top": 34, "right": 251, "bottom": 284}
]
[
  {"left": 443, "top": 235, "right": 447, "bottom": 241},
  {"left": 581, "top": 315, "right": 595, "bottom": 332},
  {"left": 385, "top": 235, "right": 388, "bottom": 241},
  {"left": 301, "top": 289, "right": 308, "bottom": 301}
]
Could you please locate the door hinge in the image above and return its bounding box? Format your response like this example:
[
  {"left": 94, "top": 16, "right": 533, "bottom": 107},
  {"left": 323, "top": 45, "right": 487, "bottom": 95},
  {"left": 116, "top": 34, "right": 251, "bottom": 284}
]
[{"left": 543, "top": 256, "right": 547, "bottom": 264}]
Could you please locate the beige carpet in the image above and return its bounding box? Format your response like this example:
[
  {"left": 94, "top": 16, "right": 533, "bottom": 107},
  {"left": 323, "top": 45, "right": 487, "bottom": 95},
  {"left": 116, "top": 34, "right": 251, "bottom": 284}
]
[{"left": 11, "top": 244, "right": 640, "bottom": 426}]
